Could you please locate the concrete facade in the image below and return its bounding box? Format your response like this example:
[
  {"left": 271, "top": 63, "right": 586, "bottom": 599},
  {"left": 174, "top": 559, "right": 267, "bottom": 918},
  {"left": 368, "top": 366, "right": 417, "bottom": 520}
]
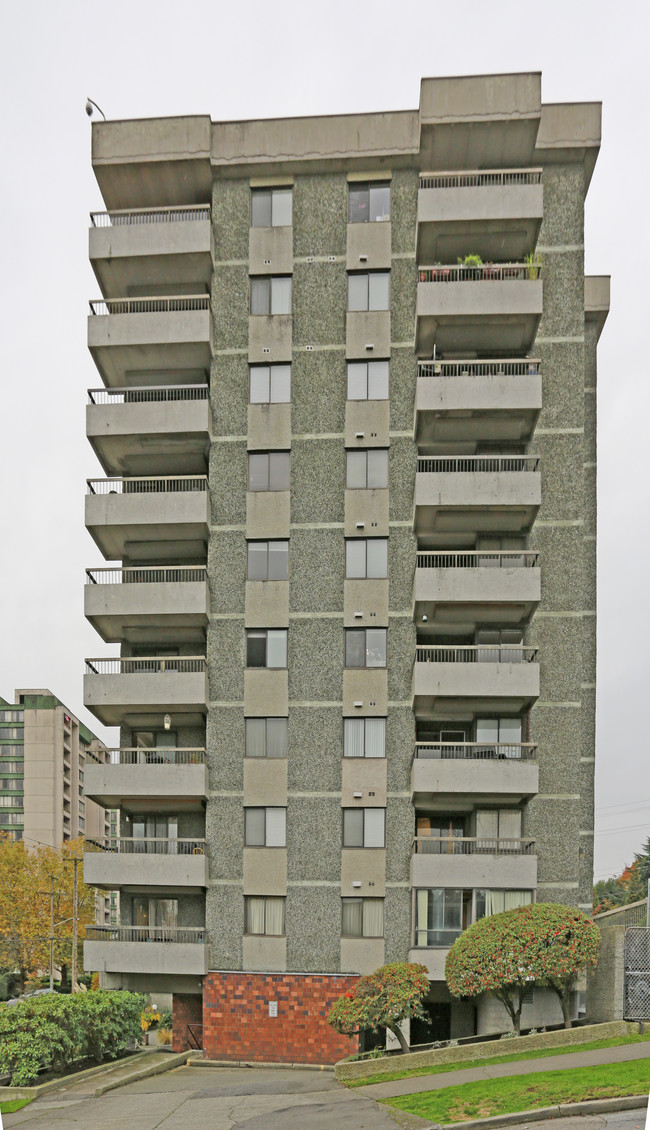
[{"left": 81, "top": 73, "right": 607, "bottom": 1055}]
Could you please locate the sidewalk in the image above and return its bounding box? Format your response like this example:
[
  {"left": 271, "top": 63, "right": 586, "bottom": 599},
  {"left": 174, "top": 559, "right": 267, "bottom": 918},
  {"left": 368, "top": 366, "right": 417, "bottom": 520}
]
[{"left": 357, "top": 1041, "right": 650, "bottom": 1100}]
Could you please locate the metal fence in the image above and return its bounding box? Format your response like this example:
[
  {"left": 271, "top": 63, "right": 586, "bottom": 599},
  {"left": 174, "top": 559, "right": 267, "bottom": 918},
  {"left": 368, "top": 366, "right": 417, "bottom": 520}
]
[
  {"left": 594, "top": 899, "right": 649, "bottom": 928},
  {"left": 85, "top": 657, "right": 207, "bottom": 675},
  {"left": 86, "top": 475, "right": 209, "bottom": 495},
  {"left": 416, "top": 551, "right": 539, "bottom": 569},
  {"left": 87, "top": 384, "right": 209, "bottom": 405},
  {"left": 88, "top": 837, "right": 206, "bottom": 855},
  {"left": 90, "top": 206, "right": 211, "bottom": 227},
  {"left": 415, "top": 645, "right": 538, "bottom": 664},
  {"left": 105, "top": 748, "right": 206, "bottom": 765},
  {"left": 86, "top": 925, "right": 206, "bottom": 943},
  {"left": 418, "top": 264, "right": 540, "bottom": 283},
  {"left": 624, "top": 927, "right": 650, "bottom": 1020},
  {"left": 418, "top": 359, "right": 540, "bottom": 378},
  {"left": 413, "top": 836, "right": 536, "bottom": 856},
  {"left": 414, "top": 742, "right": 538, "bottom": 761},
  {"left": 86, "top": 566, "right": 208, "bottom": 585},
  {"left": 417, "top": 455, "right": 540, "bottom": 473},
  {"left": 419, "top": 169, "right": 542, "bottom": 190},
  {"left": 89, "top": 296, "right": 210, "bottom": 315}
]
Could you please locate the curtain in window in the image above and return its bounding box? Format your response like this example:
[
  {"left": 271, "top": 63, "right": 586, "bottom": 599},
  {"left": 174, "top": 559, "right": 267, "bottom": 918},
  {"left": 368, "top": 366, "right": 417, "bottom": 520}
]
[
  {"left": 344, "top": 719, "right": 364, "bottom": 758},
  {"left": 363, "top": 899, "right": 384, "bottom": 937},
  {"left": 265, "top": 897, "right": 285, "bottom": 935},
  {"left": 364, "top": 809, "right": 385, "bottom": 848},
  {"left": 498, "top": 809, "right": 522, "bottom": 841},
  {"left": 342, "top": 899, "right": 363, "bottom": 937},
  {"left": 485, "top": 889, "right": 505, "bottom": 915},
  {"left": 504, "top": 890, "right": 532, "bottom": 911},
  {"left": 246, "top": 718, "right": 266, "bottom": 757},
  {"left": 265, "top": 807, "right": 286, "bottom": 847},
  {"left": 416, "top": 889, "right": 429, "bottom": 947},
  {"left": 365, "top": 718, "right": 386, "bottom": 758},
  {"left": 250, "top": 279, "right": 269, "bottom": 315},
  {"left": 246, "top": 897, "right": 265, "bottom": 934}
]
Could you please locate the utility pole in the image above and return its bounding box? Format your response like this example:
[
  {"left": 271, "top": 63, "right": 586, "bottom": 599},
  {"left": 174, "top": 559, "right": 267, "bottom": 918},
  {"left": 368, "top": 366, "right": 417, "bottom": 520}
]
[
  {"left": 49, "top": 876, "right": 55, "bottom": 992},
  {"left": 72, "top": 859, "right": 78, "bottom": 993}
]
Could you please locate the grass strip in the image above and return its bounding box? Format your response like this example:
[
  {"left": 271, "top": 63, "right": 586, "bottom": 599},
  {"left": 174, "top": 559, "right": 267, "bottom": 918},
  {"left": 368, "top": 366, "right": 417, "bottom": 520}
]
[
  {"left": 382, "top": 1057, "right": 650, "bottom": 1124},
  {"left": 347, "top": 1033, "right": 650, "bottom": 1088},
  {"left": 0, "top": 1098, "right": 33, "bottom": 1113}
]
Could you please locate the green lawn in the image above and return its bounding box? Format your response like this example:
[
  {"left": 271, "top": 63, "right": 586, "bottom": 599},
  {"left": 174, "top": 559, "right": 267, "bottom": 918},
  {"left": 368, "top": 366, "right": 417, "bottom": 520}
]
[
  {"left": 0, "top": 1098, "right": 33, "bottom": 1114},
  {"left": 347, "top": 1032, "right": 650, "bottom": 1088},
  {"left": 383, "top": 1058, "right": 650, "bottom": 1124}
]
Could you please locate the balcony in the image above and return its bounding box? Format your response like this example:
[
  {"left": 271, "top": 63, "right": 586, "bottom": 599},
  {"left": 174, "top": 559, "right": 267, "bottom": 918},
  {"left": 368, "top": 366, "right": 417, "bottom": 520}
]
[
  {"left": 412, "top": 742, "right": 539, "bottom": 805},
  {"left": 87, "top": 385, "right": 212, "bottom": 476},
  {"left": 413, "top": 645, "right": 540, "bottom": 716},
  {"left": 89, "top": 206, "right": 213, "bottom": 298},
  {"left": 87, "top": 295, "right": 212, "bottom": 387},
  {"left": 85, "top": 475, "right": 210, "bottom": 561},
  {"left": 415, "top": 359, "right": 541, "bottom": 449},
  {"left": 83, "top": 656, "right": 208, "bottom": 727},
  {"left": 84, "top": 924, "right": 208, "bottom": 977},
  {"left": 84, "top": 566, "right": 209, "bottom": 645},
  {"left": 414, "top": 551, "right": 540, "bottom": 629},
  {"left": 411, "top": 834, "right": 537, "bottom": 890},
  {"left": 414, "top": 456, "right": 541, "bottom": 543},
  {"left": 83, "top": 748, "right": 208, "bottom": 812},
  {"left": 417, "top": 170, "right": 543, "bottom": 265},
  {"left": 84, "top": 836, "right": 208, "bottom": 893},
  {"left": 415, "top": 263, "right": 542, "bottom": 356}
]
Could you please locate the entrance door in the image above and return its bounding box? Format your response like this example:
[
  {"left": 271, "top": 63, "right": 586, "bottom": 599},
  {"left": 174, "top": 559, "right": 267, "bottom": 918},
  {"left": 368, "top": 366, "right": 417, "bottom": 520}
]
[{"left": 410, "top": 1002, "right": 451, "bottom": 1045}]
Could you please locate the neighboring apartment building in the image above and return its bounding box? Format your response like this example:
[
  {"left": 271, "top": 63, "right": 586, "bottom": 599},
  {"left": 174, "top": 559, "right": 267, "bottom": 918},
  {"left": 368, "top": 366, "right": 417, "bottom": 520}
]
[
  {"left": 0, "top": 689, "right": 110, "bottom": 851},
  {"left": 81, "top": 72, "right": 609, "bottom": 1060}
]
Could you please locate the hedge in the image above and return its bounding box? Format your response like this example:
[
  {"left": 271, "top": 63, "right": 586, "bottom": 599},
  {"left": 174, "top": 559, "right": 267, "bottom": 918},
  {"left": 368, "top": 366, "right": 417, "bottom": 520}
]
[{"left": 0, "top": 990, "right": 144, "bottom": 1086}]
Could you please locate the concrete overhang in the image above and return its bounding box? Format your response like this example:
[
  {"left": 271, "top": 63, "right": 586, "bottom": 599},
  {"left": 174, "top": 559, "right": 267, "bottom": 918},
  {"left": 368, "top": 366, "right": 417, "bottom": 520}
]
[
  {"left": 419, "top": 73, "right": 541, "bottom": 171},
  {"left": 585, "top": 275, "right": 610, "bottom": 341},
  {"left": 86, "top": 397, "right": 212, "bottom": 476},
  {"left": 417, "top": 181, "right": 543, "bottom": 264},
  {"left": 534, "top": 102, "right": 602, "bottom": 190},
  {"left": 414, "top": 469, "right": 541, "bottom": 542},
  {"left": 415, "top": 370, "right": 542, "bottom": 449},
  {"left": 83, "top": 849, "right": 208, "bottom": 893},
  {"left": 411, "top": 755, "right": 539, "bottom": 806},
  {"left": 85, "top": 487, "right": 210, "bottom": 562},
  {"left": 415, "top": 278, "right": 542, "bottom": 356},
  {"left": 412, "top": 658, "right": 540, "bottom": 716},
  {"left": 83, "top": 761, "right": 208, "bottom": 812},
  {"left": 83, "top": 670, "right": 208, "bottom": 728},
  {"left": 89, "top": 217, "right": 214, "bottom": 298},
  {"left": 87, "top": 308, "right": 212, "bottom": 388},
  {"left": 84, "top": 939, "right": 209, "bottom": 977},
  {"left": 413, "top": 563, "right": 540, "bottom": 630},
  {"left": 92, "top": 117, "right": 213, "bottom": 209},
  {"left": 410, "top": 849, "right": 537, "bottom": 890},
  {"left": 84, "top": 577, "right": 210, "bottom": 644}
]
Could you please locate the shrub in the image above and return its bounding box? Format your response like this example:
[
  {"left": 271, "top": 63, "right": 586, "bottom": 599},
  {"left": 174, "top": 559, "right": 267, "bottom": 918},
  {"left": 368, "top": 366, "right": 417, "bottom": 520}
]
[
  {"left": 158, "top": 1011, "right": 172, "bottom": 1031},
  {"left": 329, "top": 962, "right": 430, "bottom": 1054},
  {"left": 0, "top": 990, "right": 144, "bottom": 1086},
  {"left": 158, "top": 1027, "right": 173, "bottom": 1046},
  {"left": 140, "top": 1004, "right": 162, "bottom": 1032}
]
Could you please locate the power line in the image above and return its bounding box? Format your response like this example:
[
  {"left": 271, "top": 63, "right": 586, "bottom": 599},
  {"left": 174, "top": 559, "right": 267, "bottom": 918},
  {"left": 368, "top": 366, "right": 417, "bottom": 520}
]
[{"left": 595, "top": 822, "right": 650, "bottom": 836}]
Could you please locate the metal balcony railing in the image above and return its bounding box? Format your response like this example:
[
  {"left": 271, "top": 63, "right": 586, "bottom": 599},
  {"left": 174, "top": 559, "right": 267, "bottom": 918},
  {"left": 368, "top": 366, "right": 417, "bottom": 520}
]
[
  {"left": 416, "top": 551, "right": 539, "bottom": 569},
  {"left": 85, "top": 566, "right": 208, "bottom": 585},
  {"left": 417, "top": 456, "right": 540, "bottom": 473},
  {"left": 89, "top": 296, "right": 210, "bottom": 315},
  {"left": 105, "top": 748, "right": 206, "bottom": 766},
  {"left": 419, "top": 169, "right": 543, "bottom": 190},
  {"left": 414, "top": 741, "right": 538, "bottom": 761},
  {"left": 86, "top": 475, "right": 209, "bottom": 495},
  {"left": 90, "top": 205, "right": 211, "bottom": 227},
  {"left": 413, "top": 835, "right": 536, "bottom": 855},
  {"left": 418, "top": 264, "right": 541, "bottom": 283},
  {"left": 87, "top": 837, "right": 206, "bottom": 854},
  {"left": 85, "top": 924, "right": 207, "bottom": 943},
  {"left": 415, "top": 645, "right": 538, "bottom": 664},
  {"left": 84, "top": 657, "right": 207, "bottom": 675},
  {"left": 87, "top": 384, "right": 209, "bottom": 406},
  {"left": 418, "top": 359, "right": 540, "bottom": 378}
]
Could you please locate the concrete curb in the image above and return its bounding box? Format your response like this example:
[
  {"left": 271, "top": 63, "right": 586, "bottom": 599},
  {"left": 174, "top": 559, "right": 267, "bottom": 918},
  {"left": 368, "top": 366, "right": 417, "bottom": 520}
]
[
  {"left": 403, "top": 1093, "right": 649, "bottom": 1130},
  {"left": 93, "top": 1050, "right": 202, "bottom": 1096},
  {"left": 0, "top": 1050, "right": 156, "bottom": 1102},
  {"left": 191, "top": 1058, "right": 334, "bottom": 1072}
]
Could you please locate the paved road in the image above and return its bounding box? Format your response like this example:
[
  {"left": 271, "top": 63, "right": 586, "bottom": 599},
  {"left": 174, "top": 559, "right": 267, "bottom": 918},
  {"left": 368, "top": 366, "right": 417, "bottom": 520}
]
[
  {"left": 504, "top": 1114, "right": 647, "bottom": 1130},
  {"left": 3, "top": 1064, "right": 407, "bottom": 1129},
  {"left": 359, "top": 1042, "right": 650, "bottom": 1099}
]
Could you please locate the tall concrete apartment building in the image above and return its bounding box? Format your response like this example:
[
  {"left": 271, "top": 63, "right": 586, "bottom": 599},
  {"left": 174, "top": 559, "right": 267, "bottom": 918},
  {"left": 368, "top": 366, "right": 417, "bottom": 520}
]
[
  {"left": 81, "top": 73, "right": 609, "bottom": 1060},
  {"left": 0, "top": 690, "right": 110, "bottom": 850}
]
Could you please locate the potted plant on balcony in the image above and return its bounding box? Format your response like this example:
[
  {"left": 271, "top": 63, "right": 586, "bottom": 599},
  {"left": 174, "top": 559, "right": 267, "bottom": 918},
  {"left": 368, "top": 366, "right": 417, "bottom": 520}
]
[
  {"left": 525, "top": 252, "right": 542, "bottom": 280},
  {"left": 458, "top": 253, "right": 483, "bottom": 280}
]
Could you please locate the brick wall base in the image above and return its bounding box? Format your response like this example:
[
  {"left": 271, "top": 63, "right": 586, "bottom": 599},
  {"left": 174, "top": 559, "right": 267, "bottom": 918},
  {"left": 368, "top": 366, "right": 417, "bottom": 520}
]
[
  {"left": 172, "top": 992, "right": 203, "bottom": 1052},
  {"left": 203, "top": 971, "right": 359, "bottom": 1064}
]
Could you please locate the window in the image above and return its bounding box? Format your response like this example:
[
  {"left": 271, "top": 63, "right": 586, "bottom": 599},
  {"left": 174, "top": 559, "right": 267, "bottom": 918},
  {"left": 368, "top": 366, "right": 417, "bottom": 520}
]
[
  {"left": 341, "top": 897, "right": 384, "bottom": 937},
  {"left": 0, "top": 711, "right": 23, "bottom": 723},
  {"left": 249, "top": 364, "right": 291, "bottom": 404},
  {"left": 133, "top": 897, "right": 178, "bottom": 929},
  {"left": 475, "top": 717, "right": 523, "bottom": 755},
  {"left": 0, "top": 728, "right": 23, "bottom": 741},
  {"left": 345, "top": 539, "right": 388, "bottom": 579},
  {"left": 343, "top": 717, "right": 386, "bottom": 759},
  {"left": 244, "top": 807, "right": 286, "bottom": 847},
  {"left": 347, "top": 360, "right": 389, "bottom": 400},
  {"left": 251, "top": 187, "right": 293, "bottom": 228},
  {"left": 415, "top": 888, "right": 464, "bottom": 947},
  {"left": 248, "top": 452, "right": 290, "bottom": 492},
  {"left": 348, "top": 272, "right": 390, "bottom": 311},
  {"left": 247, "top": 541, "right": 289, "bottom": 581},
  {"left": 476, "top": 630, "right": 523, "bottom": 662},
  {"left": 343, "top": 807, "right": 385, "bottom": 848},
  {"left": 475, "top": 889, "right": 533, "bottom": 919},
  {"left": 475, "top": 808, "right": 522, "bottom": 841},
  {"left": 345, "top": 629, "right": 386, "bottom": 668},
  {"left": 131, "top": 730, "right": 178, "bottom": 764},
  {"left": 0, "top": 763, "right": 23, "bottom": 774},
  {"left": 245, "top": 717, "right": 288, "bottom": 759},
  {"left": 131, "top": 815, "right": 178, "bottom": 849},
  {"left": 250, "top": 276, "right": 292, "bottom": 315},
  {"left": 246, "top": 630, "right": 288, "bottom": 669},
  {"left": 245, "top": 895, "right": 286, "bottom": 935},
  {"left": 346, "top": 449, "right": 388, "bottom": 489},
  {"left": 348, "top": 182, "right": 390, "bottom": 224},
  {"left": 0, "top": 794, "right": 24, "bottom": 805},
  {"left": 0, "top": 779, "right": 24, "bottom": 791}
]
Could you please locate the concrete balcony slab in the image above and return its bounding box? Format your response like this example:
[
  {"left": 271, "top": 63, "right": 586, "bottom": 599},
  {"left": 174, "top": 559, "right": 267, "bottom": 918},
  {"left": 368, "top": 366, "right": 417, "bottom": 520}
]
[
  {"left": 89, "top": 210, "right": 213, "bottom": 297},
  {"left": 83, "top": 658, "right": 208, "bottom": 727},
  {"left": 86, "top": 390, "right": 212, "bottom": 476},
  {"left": 83, "top": 846, "right": 208, "bottom": 893},
  {"left": 84, "top": 758, "right": 208, "bottom": 812},
  {"left": 84, "top": 934, "right": 209, "bottom": 977},
  {"left": 415, "top": 269, "right": 542, "bottom": 356},
  {"left": 85, "top": 477, "right": 210, "bottom": 561},
  {"left": 85, "top": 568, "right": 209, "bottom": 643},
  {"left": 415, "top": 361, "right": 541, "bottom": 448},
  {"left": 414, "top": 459, "right": 540, "bottom": 542},
  {"left": 88, "top": 302, "right": 211, "bottom": 387},
  {"left": 413, "top": 649, "right": 540, "bottom": 716},
  {"left": 414, "top": 555, "right": 540, "bottom": 629}
]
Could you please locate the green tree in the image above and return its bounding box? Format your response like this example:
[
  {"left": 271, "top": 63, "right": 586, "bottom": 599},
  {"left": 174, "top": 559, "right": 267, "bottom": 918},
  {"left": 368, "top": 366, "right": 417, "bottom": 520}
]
[
  {"left": 627, "top": 838, "right": 650, "bottom": 904},
  {"left": 445, "top": 903, "right": 600, "bottom": 1033},
  {"left": 328, "top": 962, "right": 430, "bottom": 1054},
  {"left": 593, "top": 874, "right": 627, "bottom": 914}
]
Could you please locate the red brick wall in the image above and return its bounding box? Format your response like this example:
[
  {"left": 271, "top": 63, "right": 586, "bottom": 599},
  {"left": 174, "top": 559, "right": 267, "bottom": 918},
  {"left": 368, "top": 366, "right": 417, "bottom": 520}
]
[
  {"left": 172, "top": 992, "right": 203, "bottom": 1052},
  {"left": 203, "top": 971, "right": 359, "bottom": 1064}
]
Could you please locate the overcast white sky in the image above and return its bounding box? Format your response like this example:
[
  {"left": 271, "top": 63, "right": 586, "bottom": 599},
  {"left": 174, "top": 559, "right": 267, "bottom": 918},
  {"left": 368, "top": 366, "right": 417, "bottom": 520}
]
[{"left": 0, "top": 0, "right": 647, "bottom": 886}]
